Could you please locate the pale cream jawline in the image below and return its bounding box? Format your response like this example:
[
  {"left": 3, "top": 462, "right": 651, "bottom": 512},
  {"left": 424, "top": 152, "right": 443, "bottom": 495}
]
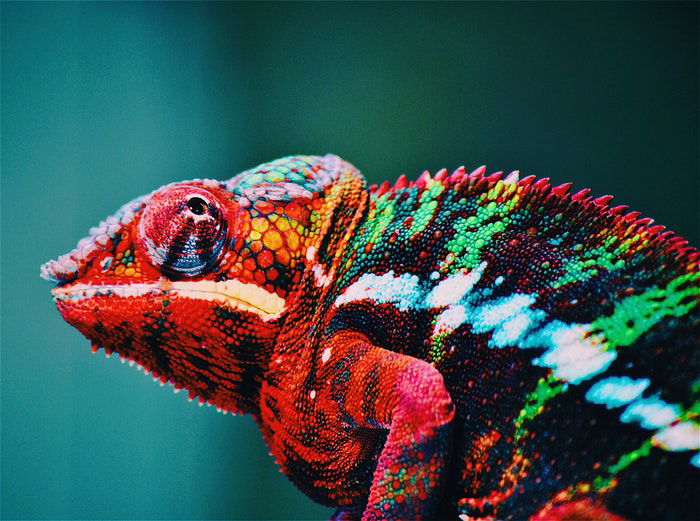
[{"left": 51, "top": 278, "right": 286, "bottom": 320}]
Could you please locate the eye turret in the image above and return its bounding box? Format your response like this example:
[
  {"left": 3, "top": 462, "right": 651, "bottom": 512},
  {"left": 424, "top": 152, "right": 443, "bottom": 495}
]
[{"left": 139, "top": 186, "right": 228, "bottom": 277}]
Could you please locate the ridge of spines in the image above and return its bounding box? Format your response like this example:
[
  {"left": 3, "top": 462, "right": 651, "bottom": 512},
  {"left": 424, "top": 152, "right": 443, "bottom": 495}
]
[
  {"left": 89, "top": 344, "right": 238, "bottom": 414},
  {"left": 368, "top": 163, "right": 698, "bottom": 265}
]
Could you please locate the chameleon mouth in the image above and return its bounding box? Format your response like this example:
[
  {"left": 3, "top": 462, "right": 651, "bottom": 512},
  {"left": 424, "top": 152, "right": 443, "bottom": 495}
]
[{"left": 51, "top": 279, "right": 286, "bottom": 320}]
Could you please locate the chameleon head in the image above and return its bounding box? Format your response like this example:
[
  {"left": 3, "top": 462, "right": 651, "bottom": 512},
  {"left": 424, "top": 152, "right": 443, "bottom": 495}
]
[{"left": 40, "top": 155, "right": 365, "bottom": 413}]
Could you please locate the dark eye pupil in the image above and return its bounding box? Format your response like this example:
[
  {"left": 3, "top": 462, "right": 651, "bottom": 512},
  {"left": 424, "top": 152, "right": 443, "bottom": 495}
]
[{"left": 187, "top": 197, "right": 208, "bottom": 215}]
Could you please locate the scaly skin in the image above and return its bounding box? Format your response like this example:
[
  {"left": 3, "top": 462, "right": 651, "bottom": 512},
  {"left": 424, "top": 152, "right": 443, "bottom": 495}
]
[{"left": 42, "top": 155, "right": 699, "bottom": 521}]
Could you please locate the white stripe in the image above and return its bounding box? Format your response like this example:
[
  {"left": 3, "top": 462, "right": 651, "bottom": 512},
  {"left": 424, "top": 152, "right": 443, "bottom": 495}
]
[
  {"left": 653, "top": 422, "right": 700, "bottom": 451},
  {"left": 334, "top": 271, "right": 422, "bottom": 312},
  {"left": 586, "top": 377, "right": 650, "bottom": 409},
  {"left": 426, "top": 261, "right": 486, "bottom": 307},
  {"left": 52, "top": 279, "right": 286, "bottom": 320}
]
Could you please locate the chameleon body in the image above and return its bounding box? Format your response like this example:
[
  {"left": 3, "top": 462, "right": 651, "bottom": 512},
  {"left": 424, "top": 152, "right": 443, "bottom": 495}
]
[{"left": 42, "top": 155, "right": 699, "bottom": 521}]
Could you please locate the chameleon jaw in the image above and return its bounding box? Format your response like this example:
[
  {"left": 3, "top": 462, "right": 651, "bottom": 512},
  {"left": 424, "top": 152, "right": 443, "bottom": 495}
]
[{"left": 51, "top": 278, "right": 287, "bottom": 320}]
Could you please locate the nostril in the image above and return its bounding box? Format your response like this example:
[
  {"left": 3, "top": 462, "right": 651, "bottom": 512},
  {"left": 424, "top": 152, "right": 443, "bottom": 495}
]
[{"left": 100, "top": 256, "right": 113, "bottom": 271}]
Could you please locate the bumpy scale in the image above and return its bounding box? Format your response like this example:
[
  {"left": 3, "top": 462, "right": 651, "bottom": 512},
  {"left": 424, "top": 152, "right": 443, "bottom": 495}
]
[{"left": 42, "top": 155, "right": 699, "bottom": 521}]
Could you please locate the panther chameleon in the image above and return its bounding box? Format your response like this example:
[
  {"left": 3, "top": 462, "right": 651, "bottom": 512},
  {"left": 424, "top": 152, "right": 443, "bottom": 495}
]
[{"left": 41, "top": 155, "right": 699, "bottom": 521}]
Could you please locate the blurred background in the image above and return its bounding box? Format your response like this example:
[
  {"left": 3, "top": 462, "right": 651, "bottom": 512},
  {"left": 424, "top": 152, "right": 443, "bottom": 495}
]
[{"left": 1, "top": 2, "right": 697, "bottom": 519}]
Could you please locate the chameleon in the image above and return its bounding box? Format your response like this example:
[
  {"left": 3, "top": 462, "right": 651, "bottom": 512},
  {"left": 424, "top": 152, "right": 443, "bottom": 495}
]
[{"left": 41, "top": 154, "right": 699, "bottom": 521}]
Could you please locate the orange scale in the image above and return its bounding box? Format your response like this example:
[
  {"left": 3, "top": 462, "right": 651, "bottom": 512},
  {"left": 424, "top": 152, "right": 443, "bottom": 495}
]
[
  {"left": 251, "top": 217, "right": 269, "bottom": 233},
  {"left": 115, "top": 236, "right": 131, "bottom": 254},
  {"left": 250, "top": 240, "right": 263, "bottom": 253},
  {"left": 285, "top": 202, "right": 302, "bottom": 220},
  {"left": 276, "top": 217, "right": 291, "bottom": 232},
  {"left": 232, "top": 237, "right": 247, "bottom": 251},
  {"left": 254, "top": 201, "right": 274, "bottom": 214},
  {"left": 257, "top": 250, "right": 274, "bottom": 268},
  {"left": 276, "top": 249, "right": 291, "bottom": 266},
  {"left": 263, "top": 230, "right": 284, "bottom": 250},
  {"left": 267, "top": 268, "right": 279, "bottom": 281},
  {"left": 286, "top": 230, "right": 300, "bottom": 250},
  {"left": 254, "top": 270, "right": 266, "bottom": 285},
  {"left": 242, "top": 258, "right": 257, "bottom": 272}
]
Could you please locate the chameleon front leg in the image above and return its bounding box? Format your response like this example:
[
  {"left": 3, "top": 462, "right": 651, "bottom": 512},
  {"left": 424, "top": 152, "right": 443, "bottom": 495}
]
[{"left": 322, "top": 331, "right": 455, "bottom": 521}]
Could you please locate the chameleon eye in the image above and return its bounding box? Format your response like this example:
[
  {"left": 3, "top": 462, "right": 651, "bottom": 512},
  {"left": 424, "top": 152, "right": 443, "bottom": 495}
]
[
  {"left": 187, "top": 196, "right": 208, "bottom": 216},
  {"left": 139, "top": 186, "right": 228, "bottom": 277}
]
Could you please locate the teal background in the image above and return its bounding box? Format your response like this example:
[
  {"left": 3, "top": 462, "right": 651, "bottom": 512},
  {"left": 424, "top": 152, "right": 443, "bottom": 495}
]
[{"left": 1, "top": 1, "right": 697, "bottom": 520}]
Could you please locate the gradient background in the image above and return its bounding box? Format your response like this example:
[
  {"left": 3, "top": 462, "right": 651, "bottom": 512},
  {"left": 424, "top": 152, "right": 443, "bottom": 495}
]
[{"left": 1, "top": 2, "right": 697, "bottom": 520}]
